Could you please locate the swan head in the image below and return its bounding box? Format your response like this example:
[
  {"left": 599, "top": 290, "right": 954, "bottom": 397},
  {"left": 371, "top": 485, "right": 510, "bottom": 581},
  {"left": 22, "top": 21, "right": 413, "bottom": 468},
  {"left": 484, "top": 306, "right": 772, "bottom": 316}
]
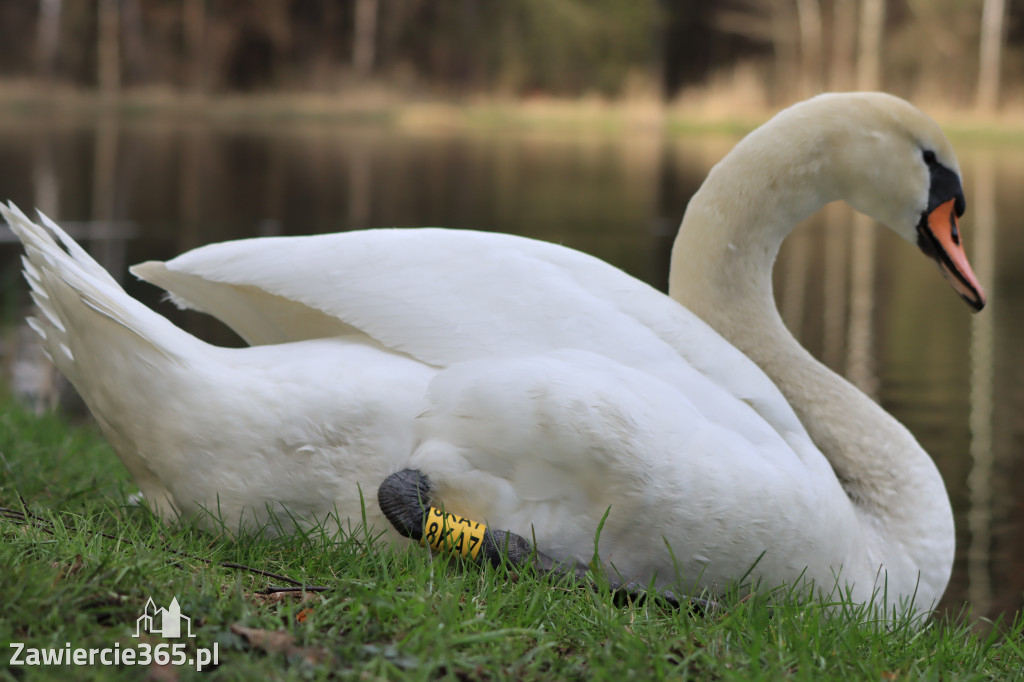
[{"left": 811, "top": 92, "right": 986, "bottom": 311}]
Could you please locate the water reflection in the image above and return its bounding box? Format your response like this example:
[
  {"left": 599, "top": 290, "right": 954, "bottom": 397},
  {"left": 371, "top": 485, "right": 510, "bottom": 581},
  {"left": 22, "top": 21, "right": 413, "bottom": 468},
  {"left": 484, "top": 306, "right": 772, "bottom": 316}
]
[
  {"left": 0, "top": 115, "right": 1020, "bottom": 621},
  {"left": 968, "top": 153, "right": 997, "bottom": 617}
]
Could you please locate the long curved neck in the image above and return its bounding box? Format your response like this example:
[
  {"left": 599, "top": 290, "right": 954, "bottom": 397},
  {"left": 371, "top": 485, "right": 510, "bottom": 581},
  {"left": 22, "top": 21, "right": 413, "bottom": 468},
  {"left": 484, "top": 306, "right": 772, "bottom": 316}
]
[{"left": 668, "top": 118, "right": 954, "bottom": 602}]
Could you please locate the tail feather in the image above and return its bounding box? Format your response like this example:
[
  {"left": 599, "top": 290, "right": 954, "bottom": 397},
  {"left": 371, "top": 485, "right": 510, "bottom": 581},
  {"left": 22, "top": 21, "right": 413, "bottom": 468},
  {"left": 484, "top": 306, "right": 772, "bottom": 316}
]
[
  {"left": 8, "top": 202, "right": 120, "bottom": 288},
  {"left": 4, "top": 201, "right": 196, "bottom": 520},
  {"left": 41, "top": 211, "right": 114, "bottom": 274},
  {"left": 21, "top": 255, "right": 44, "bottom": 290},
  {"left": 3, "top": 202, "right": 195, "bottom": 381}
]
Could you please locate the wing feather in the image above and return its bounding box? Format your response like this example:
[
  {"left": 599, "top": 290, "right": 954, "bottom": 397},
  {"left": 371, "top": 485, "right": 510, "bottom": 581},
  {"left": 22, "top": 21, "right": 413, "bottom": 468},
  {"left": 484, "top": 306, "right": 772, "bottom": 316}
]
[{"left": 132, "top": 228, "right": 812, "bottom": 450}]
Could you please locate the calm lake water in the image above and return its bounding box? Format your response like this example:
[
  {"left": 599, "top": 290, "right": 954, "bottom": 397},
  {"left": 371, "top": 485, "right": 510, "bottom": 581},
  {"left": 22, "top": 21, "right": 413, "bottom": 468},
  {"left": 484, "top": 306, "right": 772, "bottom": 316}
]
[{"left": 0, "top": 115, "right": 1021, "bottom": 621}]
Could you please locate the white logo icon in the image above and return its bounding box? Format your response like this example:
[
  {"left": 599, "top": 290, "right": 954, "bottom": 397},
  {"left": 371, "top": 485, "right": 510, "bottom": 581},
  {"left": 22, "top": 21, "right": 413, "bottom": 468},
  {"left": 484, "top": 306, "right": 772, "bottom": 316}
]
[{"left": 134, "top": 597, "right": 195, "bottom": 639}]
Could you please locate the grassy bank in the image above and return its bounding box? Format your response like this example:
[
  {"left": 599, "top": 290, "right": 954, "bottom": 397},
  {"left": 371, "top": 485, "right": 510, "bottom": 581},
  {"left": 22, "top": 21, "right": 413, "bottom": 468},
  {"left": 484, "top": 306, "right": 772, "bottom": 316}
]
[{"left": 1, "top": 395, "right": 1023, "bottom": 681}]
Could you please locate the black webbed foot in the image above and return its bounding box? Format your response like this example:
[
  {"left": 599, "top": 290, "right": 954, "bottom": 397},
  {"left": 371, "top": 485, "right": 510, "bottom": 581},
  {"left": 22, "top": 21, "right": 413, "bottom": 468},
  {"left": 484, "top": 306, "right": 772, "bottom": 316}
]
[
  {"left": 377, "top": 467, "right": 433, "bottom": 541},
  {"left": 377, "top": 468, "right": 716, "bottom": 613}
]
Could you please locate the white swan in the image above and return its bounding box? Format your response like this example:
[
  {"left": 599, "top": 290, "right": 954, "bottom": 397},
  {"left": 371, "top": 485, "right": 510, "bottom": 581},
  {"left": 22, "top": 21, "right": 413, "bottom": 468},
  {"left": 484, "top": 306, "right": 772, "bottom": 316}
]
[{"left": 4, "top": 92, "right": 984, "bottom": 614}]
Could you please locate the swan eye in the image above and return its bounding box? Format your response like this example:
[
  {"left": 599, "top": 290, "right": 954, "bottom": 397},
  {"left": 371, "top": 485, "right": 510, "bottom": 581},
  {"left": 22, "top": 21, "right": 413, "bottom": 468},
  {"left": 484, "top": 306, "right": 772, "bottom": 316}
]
[{"left": 922, "top": 149, "right": 937, "bottom": 165}]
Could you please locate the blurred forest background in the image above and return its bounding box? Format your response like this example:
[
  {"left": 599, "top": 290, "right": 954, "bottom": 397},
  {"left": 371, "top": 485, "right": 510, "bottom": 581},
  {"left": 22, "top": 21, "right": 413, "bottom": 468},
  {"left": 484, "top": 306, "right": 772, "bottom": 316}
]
[{"left": 0, "top": 0, "right": 1019, "bottom": 114}]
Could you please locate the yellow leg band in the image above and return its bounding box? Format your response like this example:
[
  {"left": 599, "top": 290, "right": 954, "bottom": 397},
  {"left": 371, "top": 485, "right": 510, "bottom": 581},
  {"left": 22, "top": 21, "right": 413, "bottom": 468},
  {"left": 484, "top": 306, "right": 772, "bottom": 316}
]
[{"left": 421, "top": 507, "right": 487, "bottom": 561}]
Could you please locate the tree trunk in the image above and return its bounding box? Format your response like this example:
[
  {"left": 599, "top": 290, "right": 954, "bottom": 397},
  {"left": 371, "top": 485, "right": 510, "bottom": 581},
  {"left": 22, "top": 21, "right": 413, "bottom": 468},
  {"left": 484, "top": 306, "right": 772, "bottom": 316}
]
[
  {"left": 977, "top": 0, "right": 1007, "bottom": 111},
  {"left": 120, "top": 0, "right": 150, "bottom": 85},
  {"left": 183, "top": 0, "right": 206, "bottom": 92},
  {"left": 770, "top": 0, "right": 800, "bottom": 101},
  {"left": 845, "top": 213, "right": 878, "bottom": 399},
  {"left": 856, "top": 0, "right": 885, "bottom": 90},
  {"left": 966, "top": 153, "right": 997, "bottom": 617},
  {"left": 828, "top": 0, "right": 856, "bottom": 91},
  {"left": 795, "top": 0, "right": 823, "bottom": 96},
  {"left": 822, "top": 204, "right": 850, "bottom": 370},
  {"left": 353, "top": 0, "right": 379, "bottom": 76},
  {"left": 35, "top": 0, "right": 62, "bottom": 82},
  {"left": 97, "top": 0, "right": 120, "bottom": 97}
]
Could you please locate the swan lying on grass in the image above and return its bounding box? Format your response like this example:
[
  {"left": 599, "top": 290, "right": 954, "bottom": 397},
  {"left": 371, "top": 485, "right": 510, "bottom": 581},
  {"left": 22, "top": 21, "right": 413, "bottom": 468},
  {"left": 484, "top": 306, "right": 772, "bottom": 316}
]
[{"left": 5, "top": 92, "right": 984, "bottom": 615}]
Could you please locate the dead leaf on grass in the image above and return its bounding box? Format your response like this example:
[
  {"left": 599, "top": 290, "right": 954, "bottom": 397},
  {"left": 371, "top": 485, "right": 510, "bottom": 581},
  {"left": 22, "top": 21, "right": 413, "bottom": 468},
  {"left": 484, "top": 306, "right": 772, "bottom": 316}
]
[
  {"left": 231, "top": 624, "right": 295, "bottom": 654},
  {"left": 145, "top": 662, "right": 179, "bottom": 682},
  {"left": 230, "top": 623, "right": 332, "bottom": 666},
  {"left": 50, "top": 553, "right": 85, "bottom": 581}
]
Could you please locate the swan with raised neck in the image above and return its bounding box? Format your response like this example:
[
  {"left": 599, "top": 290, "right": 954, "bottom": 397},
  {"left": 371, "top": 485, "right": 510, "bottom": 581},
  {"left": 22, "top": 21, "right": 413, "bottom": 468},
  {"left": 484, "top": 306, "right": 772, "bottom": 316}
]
[
  {"left": 4, "top": 92, "right": 984, "bottom": 618},
  {"left": 670, "top": 92, "right": 984, "bottom": 609}
]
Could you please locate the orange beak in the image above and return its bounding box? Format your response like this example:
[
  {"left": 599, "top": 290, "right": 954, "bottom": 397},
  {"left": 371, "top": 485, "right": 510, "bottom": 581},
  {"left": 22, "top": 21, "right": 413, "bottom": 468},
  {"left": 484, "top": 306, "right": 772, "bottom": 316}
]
[{"left": 916, "top": 198, "right": 986, "bottom": 311}]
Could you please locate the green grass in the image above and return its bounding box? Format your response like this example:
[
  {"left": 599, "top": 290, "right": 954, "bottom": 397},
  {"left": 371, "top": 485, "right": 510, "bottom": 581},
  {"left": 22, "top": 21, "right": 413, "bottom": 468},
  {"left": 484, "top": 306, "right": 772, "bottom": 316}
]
[{"left": 1, "top": 395, "right": 1023, "bottom": 681}]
